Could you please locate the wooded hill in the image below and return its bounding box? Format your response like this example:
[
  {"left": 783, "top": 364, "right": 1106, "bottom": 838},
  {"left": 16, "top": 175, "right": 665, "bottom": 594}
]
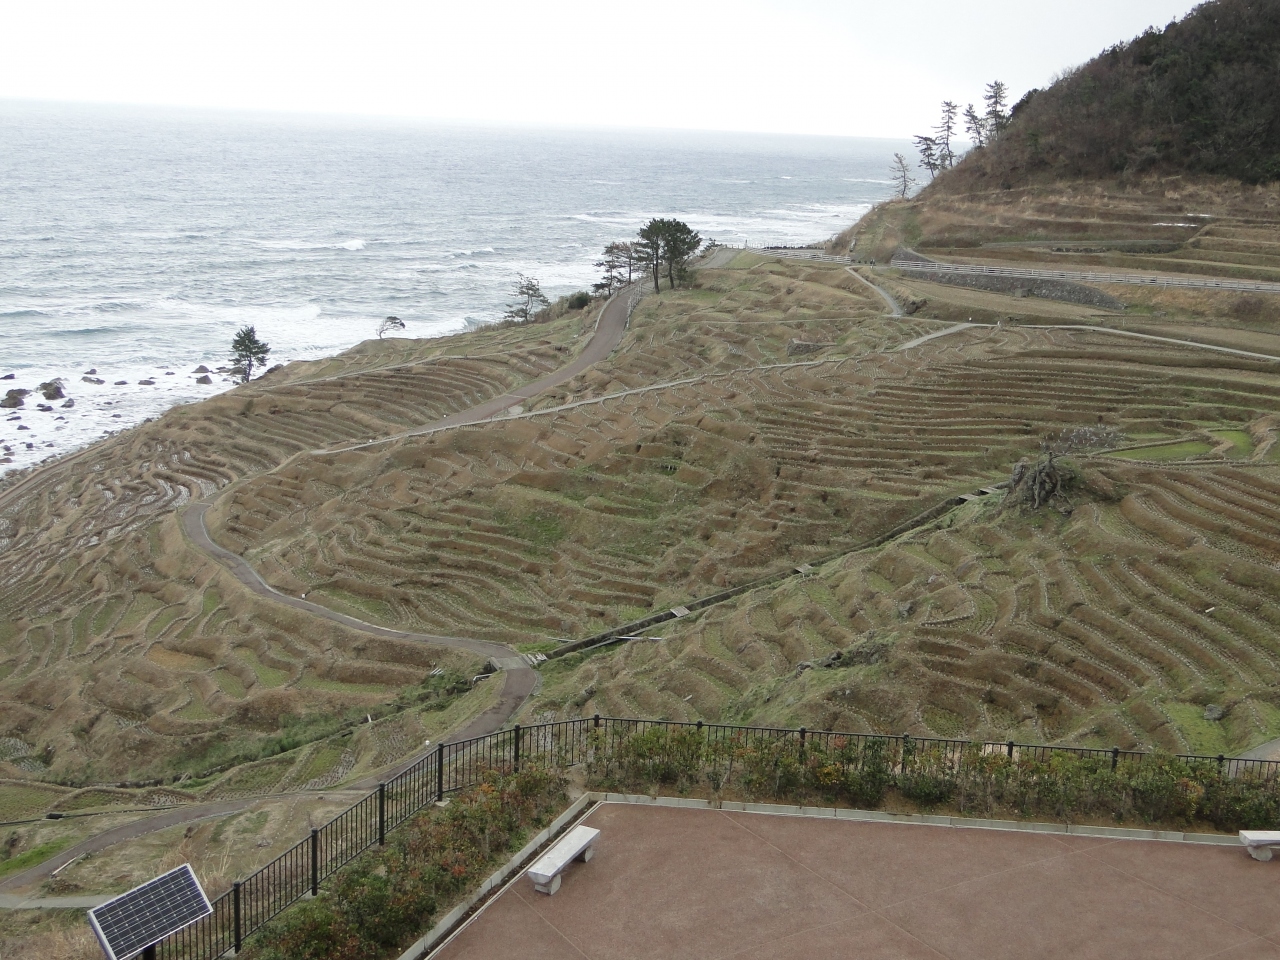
[{"left": 944, "top": 0, "right": 1280, "bottom": 189}]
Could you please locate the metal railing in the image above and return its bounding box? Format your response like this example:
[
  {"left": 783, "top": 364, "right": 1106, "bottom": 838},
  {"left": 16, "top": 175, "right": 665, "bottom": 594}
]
[{"left": 154, "top": 716, "right": 1280, "bottom": 958}]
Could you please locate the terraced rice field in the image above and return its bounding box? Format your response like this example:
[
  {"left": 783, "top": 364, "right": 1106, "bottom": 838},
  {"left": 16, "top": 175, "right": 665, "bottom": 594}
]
[
  {"left": 536, "top": 462, "right": 1280, "bottom": 753},
  {"left": 0, "top": 314, "right": 582, "bottom": 781},
  {"left": 1, "top": 231, "right": 1279, "bottom": 797},
  {"left": 215, "top": 296, "right": 1280, "bottom": 650}
]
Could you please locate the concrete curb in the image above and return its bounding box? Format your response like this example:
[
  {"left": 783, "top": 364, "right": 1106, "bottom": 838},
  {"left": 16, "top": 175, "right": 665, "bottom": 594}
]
[
  {"left": 594, "top": 792, "right": 1240, "bottom": 846},
  {"left": 0, "top": 893, "right": 110, "bottom": 910}
]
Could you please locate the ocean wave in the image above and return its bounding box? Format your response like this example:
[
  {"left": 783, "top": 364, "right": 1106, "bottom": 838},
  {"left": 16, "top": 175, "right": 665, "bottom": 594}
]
[
  {"left": 2, "top": 110, "right": 900, "bottom": 476},
  {"left": 246, "top": 237, "right": 370, "bottom": 252}
]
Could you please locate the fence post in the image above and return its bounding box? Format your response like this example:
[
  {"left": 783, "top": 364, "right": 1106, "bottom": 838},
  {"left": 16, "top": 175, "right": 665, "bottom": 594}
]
[
  {"left": 514, "top": 724, "right": 522, "bottom": 772},
  {"left": 310, "top": 829, "right": 319, "bottom": 897},
  {"left": 233, "top": 881, "right": 242, "bottom": 954},
  {"left": 799, "top": 727, "right": 807, "bottom": 763},
  {"left": 436, "top": 742, "right": 445, "bottom": 802},
  {"left": 1006, "top": 740, "right": 1015, "bottom": 759},
  {"left": 1217, "top": 754, "right": 1226, "bottom": 774},
  {"left": 593, "top": 713, "right": 601, "bottom": 729},
  {"left": 1111, "top": 747, "right": 1120, "bottom": 772},
  {"left": 378, "top": 783, "right": 386, "bottom": 846}
]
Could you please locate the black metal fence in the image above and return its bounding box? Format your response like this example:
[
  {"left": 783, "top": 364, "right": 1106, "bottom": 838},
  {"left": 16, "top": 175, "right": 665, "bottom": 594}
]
[{"left": 154, "top": 716, "right": 1280, "bottom": 958}]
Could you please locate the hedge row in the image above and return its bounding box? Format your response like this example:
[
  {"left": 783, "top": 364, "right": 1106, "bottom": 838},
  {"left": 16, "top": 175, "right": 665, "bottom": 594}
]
[
  {"left": 583, "top": 727, "right": 1280, "bottom": 830},
  {"left": 241, "top": 766, "right": 567, "bottom": 960}
]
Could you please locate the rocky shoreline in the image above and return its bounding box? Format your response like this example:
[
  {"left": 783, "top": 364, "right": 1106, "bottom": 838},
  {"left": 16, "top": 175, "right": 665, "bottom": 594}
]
[{"left": 0, "top": 362, "right": 245, "bottom": 474}]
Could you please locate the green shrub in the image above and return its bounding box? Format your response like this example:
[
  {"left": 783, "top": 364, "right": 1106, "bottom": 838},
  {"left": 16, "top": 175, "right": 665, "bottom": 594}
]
[
  {"left": 242, "top": 765, "right": 566, "bottom": 960},
  {"left": 582, "top": 726, "right": 1280, "bottom": 831},
  {"left": 567, "top": 291, "right": 592, "bottom": 310},
  {"left": 897, "top": 737, "right": 958, "bottom": 807}
]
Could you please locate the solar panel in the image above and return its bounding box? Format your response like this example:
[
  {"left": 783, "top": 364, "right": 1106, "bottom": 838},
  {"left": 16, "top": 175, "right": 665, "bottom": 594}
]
[{"left": 88, "top": 863, "right": 212, "bottom": 960}]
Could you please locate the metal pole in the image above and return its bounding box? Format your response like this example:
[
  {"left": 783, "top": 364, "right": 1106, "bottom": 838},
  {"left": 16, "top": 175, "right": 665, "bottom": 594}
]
[
  {"left": 142, "top": 946, "right": 157, "bottom": 960},
  {"left": 513, "top": 724, "right": 521, "bottom": 772},
  {"left": 378, "top": 783, "right": 386, "bottom": 846},
  {"left": 436, "top": 741, "right": 445, "bottom": 801},
  {"left": 1007, "top": 740, "right": 1015, "bottom": 759},
  {"left": 310, "top": 829, "right": 319, "bottom": 897},
  {"left": 1111, "top": 747, "right": 1120, "bottom": 771},
  {"left": 799, "top": 727, "right": 807, "bottom": 763},
  {"left": 233, "top": 881, "right": 242, "bottom": 954}
]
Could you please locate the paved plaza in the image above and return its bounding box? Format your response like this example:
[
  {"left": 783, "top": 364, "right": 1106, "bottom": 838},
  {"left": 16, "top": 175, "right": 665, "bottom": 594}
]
[{"left": 436, "top": 802, "right": 1280, "bottom": 960}]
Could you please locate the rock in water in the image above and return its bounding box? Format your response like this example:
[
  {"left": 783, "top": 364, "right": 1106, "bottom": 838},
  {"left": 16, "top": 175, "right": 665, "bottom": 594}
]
[
  {"left": 0, "top": 374, "right": 13, "bottom": 380},
  {"left": 61, "top": 399, "right": 75, "bottom": 408},
  {"left": 82, "top": 376, "right": 104, "bottom": 385},
  {"left": 195, "top": 375, "right": 213, "bottom": 385},
  {"left": 38, "top": 380, "right": 65, "bottom": 400},
  {"left": 1, "top": 389, "right": 28, "bottom": 409},
  {"left": 193, "top": 364, "right": 211, "bottom": 374},
  {"left": 138, "top": 379, "right": 155, "bottom": 386}
]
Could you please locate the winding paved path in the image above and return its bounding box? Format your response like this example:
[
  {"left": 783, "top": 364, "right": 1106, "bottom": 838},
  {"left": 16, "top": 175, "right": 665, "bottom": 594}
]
[{"left": 0, "top": 288, "right": 637, "bottom": 900}]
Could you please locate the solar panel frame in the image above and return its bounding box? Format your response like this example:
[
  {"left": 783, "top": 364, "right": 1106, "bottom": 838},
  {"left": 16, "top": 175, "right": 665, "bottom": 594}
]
[{"left": 88, "top": 863, "right": 212, "bottom": 960}]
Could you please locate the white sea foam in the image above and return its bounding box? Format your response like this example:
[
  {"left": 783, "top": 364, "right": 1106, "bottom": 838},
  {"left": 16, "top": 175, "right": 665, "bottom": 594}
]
[{"left": 0, "top": 103, "right": 906, "bottom": 474}]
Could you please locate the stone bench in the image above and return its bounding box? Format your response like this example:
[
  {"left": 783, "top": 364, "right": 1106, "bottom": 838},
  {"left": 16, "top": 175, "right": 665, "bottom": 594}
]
[
  {"left": 1240, "top": 831, "right": 1280, "bottom": 861},
  {"left": 527, "top": 825, "right": 599, "bottom": 895}
]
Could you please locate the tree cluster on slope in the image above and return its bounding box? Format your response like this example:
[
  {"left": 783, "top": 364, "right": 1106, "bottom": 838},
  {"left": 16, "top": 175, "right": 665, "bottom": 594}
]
[
  {"left": 596, "top": 218, "right": 702, "bottom": 293},
  {"left": 942, "top": 0, "right": 1280, "bottom": 187},
  {"left": 914, "top": 83, "right": 1011, "bottom": 180}
]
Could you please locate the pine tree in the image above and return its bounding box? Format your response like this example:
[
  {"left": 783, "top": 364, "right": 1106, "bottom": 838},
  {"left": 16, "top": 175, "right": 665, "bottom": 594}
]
[
  {"left": 984, "top": 80, "right": 1011, "bottom": 137},
  {"left": 914, "top": 135, "right": 941, "bottom": 179},
  {"left": 229, "top": 325, "right": 271, "bottom": 382},
  {"left": 504, "top": 274, "right": 550, "bottom": 324},
  {"left": 890, "top": 153, "right": 917, "bottom": 198},
  {"left": 963, "top": 104, "right": 988, "bottom": 148},
  {"left": 935, "top": 101, "right": 959, "bottom": 168}
]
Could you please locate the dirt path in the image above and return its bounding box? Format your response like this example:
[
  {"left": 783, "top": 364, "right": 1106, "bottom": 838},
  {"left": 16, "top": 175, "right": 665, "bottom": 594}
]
[
  {"left": 320, "top": 286, "right": 632, "bottom": 455},
  {"left": 844, "top": 266, "right": 903, "bottom": 316}
]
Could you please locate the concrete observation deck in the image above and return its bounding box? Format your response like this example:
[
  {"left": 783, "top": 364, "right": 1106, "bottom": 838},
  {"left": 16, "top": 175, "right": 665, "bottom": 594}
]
[{"left": 435, "top": 802, "right": 1280, "bottom": 960}]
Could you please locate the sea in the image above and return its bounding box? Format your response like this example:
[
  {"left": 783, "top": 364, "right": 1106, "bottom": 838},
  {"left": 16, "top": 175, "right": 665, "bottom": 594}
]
[{"left": 0, "top": 100, "right": 905, "bottom": 475}]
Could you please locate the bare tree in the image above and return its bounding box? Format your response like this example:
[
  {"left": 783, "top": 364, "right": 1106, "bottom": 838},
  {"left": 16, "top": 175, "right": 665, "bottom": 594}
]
[
  {"left": 890, "top": 153, "right": 916, "bottom": 198},
  {"left": 377, "top": 316, "right": 406, "bottom": 338}
]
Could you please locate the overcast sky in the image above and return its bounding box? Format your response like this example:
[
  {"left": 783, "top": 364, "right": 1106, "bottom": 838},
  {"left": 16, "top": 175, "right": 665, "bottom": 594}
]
[{"left": 1, "top": 0, "right": 1205, "bottom": 138}]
